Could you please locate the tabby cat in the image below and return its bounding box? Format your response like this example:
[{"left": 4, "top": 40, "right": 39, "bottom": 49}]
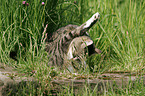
[{"left": 46, "top": 12, "right": 101, "bottom": 72}]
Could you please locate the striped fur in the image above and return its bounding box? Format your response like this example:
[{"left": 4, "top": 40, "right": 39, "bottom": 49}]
[{"left": 45, "top": 12, "right": 101, "bottom": 69}]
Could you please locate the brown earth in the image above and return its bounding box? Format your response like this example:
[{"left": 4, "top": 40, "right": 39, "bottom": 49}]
[
  {"left": 0, "top": 62, "right": 145, "bottom": 95},
  {"left": 0, "top": 63, "right": 35, "bottom": 96}
]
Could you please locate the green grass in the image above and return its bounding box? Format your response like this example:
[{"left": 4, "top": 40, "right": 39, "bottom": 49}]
[{"left": 0, "top": 0, "right": 145, "bottom": 95}]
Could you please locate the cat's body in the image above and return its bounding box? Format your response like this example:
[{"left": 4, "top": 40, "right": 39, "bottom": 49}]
[{"left": 45, "top": 12, "right": 101, "bottom": 72}]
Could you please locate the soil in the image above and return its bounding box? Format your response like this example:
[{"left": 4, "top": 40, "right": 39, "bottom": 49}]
[{"left": 0, "top": 62, "right": 145, "bottom": 95}]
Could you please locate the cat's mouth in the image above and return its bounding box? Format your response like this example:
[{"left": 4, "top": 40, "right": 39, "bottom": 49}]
[{"left": 72, "top": 44, "right": 102, "bottom": 65}]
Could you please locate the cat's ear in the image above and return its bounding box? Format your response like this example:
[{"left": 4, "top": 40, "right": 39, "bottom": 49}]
[{"left": 95, "top": 48, "right": 102, "bottom": 54}]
